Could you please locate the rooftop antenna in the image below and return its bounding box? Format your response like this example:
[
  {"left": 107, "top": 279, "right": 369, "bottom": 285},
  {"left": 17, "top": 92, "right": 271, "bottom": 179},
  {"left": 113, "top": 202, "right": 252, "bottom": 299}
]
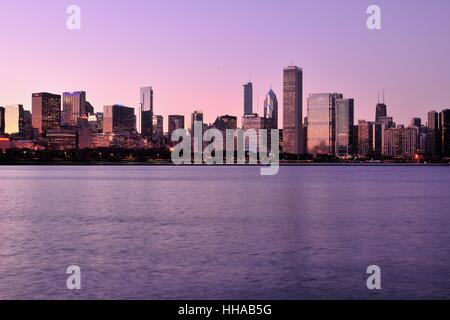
[
  {"left": 377, "top": 91, "right": 380, "bottom": 104},
  {"left": 383, "top": 88, "right": 385, "bottom": 104}
]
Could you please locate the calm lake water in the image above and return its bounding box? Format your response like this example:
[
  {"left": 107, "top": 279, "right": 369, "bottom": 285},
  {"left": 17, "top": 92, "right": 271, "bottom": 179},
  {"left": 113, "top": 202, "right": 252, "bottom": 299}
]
[{"left": 0, "top": 165, "right": 450, "bottom": 300}]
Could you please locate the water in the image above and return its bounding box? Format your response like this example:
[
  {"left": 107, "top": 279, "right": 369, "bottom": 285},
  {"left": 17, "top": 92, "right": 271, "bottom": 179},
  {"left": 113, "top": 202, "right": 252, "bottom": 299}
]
[{"left": 0, "top": 165, "right": 450, "bottom": 300}]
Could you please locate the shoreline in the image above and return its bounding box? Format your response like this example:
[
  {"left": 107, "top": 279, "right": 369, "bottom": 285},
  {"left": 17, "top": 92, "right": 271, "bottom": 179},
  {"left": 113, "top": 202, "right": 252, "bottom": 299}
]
[{"left": 0, "top": 161, "right": 449, "bottom": 167}]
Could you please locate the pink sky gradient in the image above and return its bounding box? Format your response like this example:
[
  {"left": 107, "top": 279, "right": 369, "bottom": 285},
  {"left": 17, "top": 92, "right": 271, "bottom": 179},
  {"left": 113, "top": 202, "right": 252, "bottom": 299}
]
[{"left": 1, "top": 0, "right": 450, "bottom": 130}]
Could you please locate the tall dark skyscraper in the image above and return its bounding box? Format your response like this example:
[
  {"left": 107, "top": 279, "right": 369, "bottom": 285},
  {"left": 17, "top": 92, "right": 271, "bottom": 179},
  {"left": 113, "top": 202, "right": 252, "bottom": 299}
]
[
  {"left": 191, "top": 110, "right": 204, "bottom": 134},
  {"left": 441, "top": 109, "right": 450, "bottom": 157},
  {"left": 375, "top": 91, "right": 387, "bottom": 123},
  {"left": 62, "top": 91, "right": 86, "bottom": 126},
  {"left": 243, "top": 82, "right": 253, "bottom": 116},
  {"left": 140, "top": 87, "right": 154, "bottom": 138},
  {"left": 0, "top": 106, "right": 5, "bottom": 135},
  {"left": 335, "top": 98, "right": 354, "bottom": 157},
  {"left": 32, "top": 92, "right": 61, "bottom": 136},
  {"left": 375, "top": 103, "right": 387, "bottom": 123},
  {"left": 103, "top": 105, "right": 136, "bottom": 134},
  {"left": 307, "top": 92, "right": 342, "bottom": 155},
  {"left": 428, "top": 110, "right": 441, "bottom": 156},
  {"left": 357, "top": 120, "right": 374, "bottom": 158},
  {"left": 168, "top": 115, "right": 185, "bottom": 139},
  {"left": 283, "top": 66, "right": 303, "bottom": 154},
  {"left": 263, "top": 88, "right": 278, "bottom": 129}
]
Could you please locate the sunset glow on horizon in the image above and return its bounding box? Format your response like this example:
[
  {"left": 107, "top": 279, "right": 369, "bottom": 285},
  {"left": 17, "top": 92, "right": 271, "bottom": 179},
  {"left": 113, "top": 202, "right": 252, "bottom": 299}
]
[{"left": 1, "top": 0, "right": 450, "bottom": 129}]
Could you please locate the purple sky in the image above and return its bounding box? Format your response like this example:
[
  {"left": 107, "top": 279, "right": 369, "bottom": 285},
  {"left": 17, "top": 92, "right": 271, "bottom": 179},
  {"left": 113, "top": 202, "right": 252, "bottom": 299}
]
[{"left": 1, "top": 0, "right": 450, "bottom": 129}]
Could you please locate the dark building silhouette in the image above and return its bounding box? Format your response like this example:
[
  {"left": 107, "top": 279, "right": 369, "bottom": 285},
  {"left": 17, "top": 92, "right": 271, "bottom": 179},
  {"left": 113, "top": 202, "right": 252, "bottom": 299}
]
[
  {"left": 375, "top": 103, "right": 387, "bottom": 123},
  {"left": 243, "top": 82, "right": 253, "bottom": 116},
  {"left": 168, "top": 115, "right": 185, "bottom": 139},
  {"left": 0, "top": 107, "right": 5, "bottom": 135},
  {"left": 427, "top": 110, "right": 441, "bottom": 156},
  {"left": 441, "top": 109, "right": 450, "bottom": 157},
  {"left": 283, "top": 66, "right": 303, "bottom": 154},
  {"left": 335, "top": 98, "right": 354, "bottom": 157},
  {"left": 140, "top": 87, "right": 153, "bottom": 138}
]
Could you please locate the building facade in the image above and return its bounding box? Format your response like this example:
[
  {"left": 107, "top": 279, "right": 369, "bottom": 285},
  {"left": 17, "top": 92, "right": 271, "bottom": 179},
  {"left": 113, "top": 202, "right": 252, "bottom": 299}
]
[
  {"left": 335, "top": 98, "right": 354, "bottom": 157},
  {"left": 243, "top": 82, "right": 253, "bottom": 116},
  {"left": 32, "top": 92, "right": 61, "bottom": 136},
  {"left": 357, "top": 120, "right": 373, "bottom": 158},
  {"left": 103, "top": 105, "right": 136, "bottom": 134},
  {"left": 62, "top": 91, "right": 86, "bottom": 126},
  {"left": 283, "top": 66, "right": 303, "bottom": 154},
  {"left": 168, "top": 115, "right": 185, "bottom": 139},
  {"left": 263, "top": 89, "right": 278, "bottom": 129},
  {"left": 307, "top": 93, "right": 342, "bottom": 155},
  {"left": 140, "top": 87, "right": 153, "bottom": 138},
  {"left": 441, "top": 109, "right": 450, "bottom": 157}
]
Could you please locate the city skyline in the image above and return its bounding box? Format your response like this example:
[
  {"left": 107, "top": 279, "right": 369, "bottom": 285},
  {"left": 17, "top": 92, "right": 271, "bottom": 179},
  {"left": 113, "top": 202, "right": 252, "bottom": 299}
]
[{"left": 1, "top": 0, "right": 450, "bottom": 128}]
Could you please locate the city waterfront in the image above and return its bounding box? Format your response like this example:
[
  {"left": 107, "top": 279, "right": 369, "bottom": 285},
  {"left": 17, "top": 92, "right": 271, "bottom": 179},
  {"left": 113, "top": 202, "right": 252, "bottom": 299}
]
[{"left": 0, "top": 166, "right": 450, "bottom": 299}]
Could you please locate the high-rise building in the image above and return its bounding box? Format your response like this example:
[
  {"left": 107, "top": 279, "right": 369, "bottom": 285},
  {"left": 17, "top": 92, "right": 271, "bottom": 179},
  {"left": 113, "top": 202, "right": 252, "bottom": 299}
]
[
  {"left": 168, "top": 115, "right": 185, "bottom": 139},
  {"left": 77, "top": 117, "right": 92, "bottom": 149},
  {"left": 191, "top": 110, "right": 204, "bottom": 134},
  {"left": 403, "top": 126, "right": 419, "bottom": 157},
  {"left": 411, "top": 117, "right": 422, "bottom": 127},
  {"left": 384, "top": 127, "right": 402, "bottom": 158},
  {"left": 62, "top": 91, "right": 86, "bottom": 126},
  {"left": 441, "top": 109, "right": 450, "bottom": 157},
  {"left": 103, "top": 105, "right": 136, "bottom": 134},
  {"left": 307, "top": 93, "right": 343, "bottom": 155},
  {"left": 375, "top": 103, "right": 387, "bottom": 123},
  {"left": 283, "top": 66, "right": 303, "bottom": 154},
  {"left": 379, "top": 116, "right": 395, "bottom": 129},
  {"left": 372, "top": 123, "right": 384, "bottom": 159},
  {"left": 383, "top": 126, "right": 418, "bottom": 159},
  {"left": 243, "top": 82, "right": 253, "bottom": 116},
  {"left": 263, "top": 89, "right": 278, "bottom": 129},
  {"left": 357, "top": 120, "right": 373, "bottom": 158},
  {"left": 4, "top": 105, "right": 25, "bottom": 136},
  {"left": 32, "top": 92, "right": 61, "bottom": 136},
  {"left": 0, "top": 107, "right": 5, "bottom": 135},
  {"left": 335, "top": 98, "right": 354, "bottom": 157},
  {"left": 140, "top": 87, "right": 153, "bottom": 138},
  {"left": 427, "top": 110, "right": 441, "bottom": 156},
  {"left": 152, "top": 115, "right": 164, "bottom": 143}
]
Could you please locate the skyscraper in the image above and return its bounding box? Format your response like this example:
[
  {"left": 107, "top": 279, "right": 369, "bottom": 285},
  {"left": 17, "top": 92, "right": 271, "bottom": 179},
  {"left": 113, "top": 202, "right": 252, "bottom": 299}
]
[
  {"left": 335, "top": 98, "right": 354, "bottom": 157},
  {"left": 4, "top": 105, "right": 25, "bottom": 136},
  {"left": 375, "top": 103, "right": 387, "bottom": 123},
  {"left": 32, "top": 92, "right": 61, "bottom": 136},
  {"left": 307, "top": 92, "right": 342, "bottom": 155},
  {"left": 0, "top": 107, "right": 5, "bottom": 135},
  {"left": 191, "top": 110, "right": 204, "bottom": 134},
  {"left": 243, "top": 82, "right": 253, "bottom": 116},
  {"left": 140, "top": 87, "right": 153, "bottom": 138},
  {"left": 152, "top": 115, "right": 164, "bottom": 143},
  {"left": 357, "top": 120, "right": 373, "bottom": 158},
  {"left": 103, "top": 105, "right": 136, "bottom": 134},
  {"left": 441, "top": 109, "right": 450, "bottom": 157},
  {"left": 283, "top": 66, "right": 303, "bottom": 154},
  {"left": 168, "top": 115, "right": 185, "bottom": 139},
  {"left": 263, "top": 89, "right": 278, "bottom": 129},
  {"left": 62, "top": 91, "right": 86, "bottom": 126},
  {"left": 427, "top": 110, "right": 440, "bottom": 156}
]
